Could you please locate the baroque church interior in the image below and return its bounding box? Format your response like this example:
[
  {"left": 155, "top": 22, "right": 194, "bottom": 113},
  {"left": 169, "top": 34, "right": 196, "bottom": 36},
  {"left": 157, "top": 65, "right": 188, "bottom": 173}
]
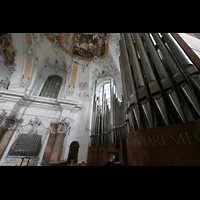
[{"left": 0, "top": 33, "right": 200, "bottom": 166}]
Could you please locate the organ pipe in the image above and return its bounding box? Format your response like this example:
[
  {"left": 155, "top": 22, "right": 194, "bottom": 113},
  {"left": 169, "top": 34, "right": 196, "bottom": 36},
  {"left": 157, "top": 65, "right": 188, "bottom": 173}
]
[{"left": 90, "top": 33, "right": 200, "bottom": 146}]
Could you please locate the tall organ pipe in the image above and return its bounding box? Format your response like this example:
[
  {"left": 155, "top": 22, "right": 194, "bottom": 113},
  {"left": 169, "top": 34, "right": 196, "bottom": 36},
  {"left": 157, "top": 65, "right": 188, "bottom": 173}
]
[
  {"left": 90, "top": 33, "right": 200, "bottom": 147},
  {"left": 161, "top": 33, "right": 200, "bottom": 93},
  {"left": 120, "top": 33, "right": 142, "bottom": 130},
  {"left": 142, "top": 33, "right": 186, "bottom": 123},
  {"left": 152, "top": 33, "right": 200, "bottom": 117},
  {"left": 124, "top": 33, "right": 153, "bottom": 128},
  {"left": 133, "top": 33, "right": 169, "bottom": 125}
]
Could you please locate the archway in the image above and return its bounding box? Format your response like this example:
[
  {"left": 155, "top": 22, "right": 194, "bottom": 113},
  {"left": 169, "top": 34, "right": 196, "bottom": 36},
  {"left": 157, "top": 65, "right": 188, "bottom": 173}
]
[{"left": 67, "top": 141, "right": 80, "bottom": 163}]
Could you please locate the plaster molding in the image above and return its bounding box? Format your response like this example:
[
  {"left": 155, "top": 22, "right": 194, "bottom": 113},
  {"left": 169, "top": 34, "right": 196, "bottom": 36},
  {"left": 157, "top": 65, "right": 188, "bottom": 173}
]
[
  {"left": 50, "top": 118, "right": 71, "bottom": 135},
  {"left": 0, "top": 77, "right": 10, "bottom": 90},
  {"left": 0, "top": 90, "right": 82, "bottom": 113},
  {"left": 32, "top": 33, "right": 45, "bottom": 48},
  {"left": 44, "top": 57, "right": 67, "bottom": 73},
  {"left": 0, "top": 110, "right": 23, "bottom": 130},
  {"left": 7, "top": 63, "right": 17, "bottom": 76},
  {"left": 109, "top": 33, "right": 121, "bottom": 44},
  {"left": 0, "top": 33, "right": 17, "bottom": 67},
  {"left": 92, "top": 56, "right": 104, "bottom": 66},
  {"left": 29, "top": 116, "right": 41, "bottom": 130},
  {"left": 19, "top": 33, "right": 33, "bottom": 88},
  {"left": 19, "top": 78, "right": 29, "bottom": 88},
  {"left": 25, "top": 42, "right": 34, "bottom": 60},
  {"left": 51, "top": 38, "right": 60, "bottom": 55},
  {"left": 78, "top": 92, "right": 89, "bottom": 99}
]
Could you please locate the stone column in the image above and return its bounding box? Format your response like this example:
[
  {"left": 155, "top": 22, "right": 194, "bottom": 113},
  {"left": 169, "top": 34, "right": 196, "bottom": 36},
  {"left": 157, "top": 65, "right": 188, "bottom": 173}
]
[{"left": 49, "top": 133, "right": 66, "bottom": 164}]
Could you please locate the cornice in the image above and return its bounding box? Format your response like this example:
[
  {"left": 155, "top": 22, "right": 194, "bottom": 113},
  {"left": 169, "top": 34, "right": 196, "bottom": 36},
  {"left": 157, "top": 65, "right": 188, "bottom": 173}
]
[{"left": 0, "top": 90, "right": 82, "bottom": 112}]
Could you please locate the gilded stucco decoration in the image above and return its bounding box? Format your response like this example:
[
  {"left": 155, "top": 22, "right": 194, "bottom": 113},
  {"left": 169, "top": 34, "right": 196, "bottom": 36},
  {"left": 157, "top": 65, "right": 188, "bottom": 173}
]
[
  {"left": 79, "top": 82, "right": 88, "bottom": 91},
  {"left": 66, "top": 61, "right": 79, "bottom": 96},
  {"left": 0, "top": 109, "right": 23, "bottom": 130},
  {"left": 69, "top": 61, "right": 78, "bottom": 89},
  {"left": 44, "top": 33, "right": 110, "bottom": 61},
  {"left": 78, "top": 82, "right": 89, "bottom": 98},
  {"left": 0, "top": 77, "right": 10, "bottom": 90},
  {"left": 0, "top": 33, "right": 17, "bottom": 67},
  {"left": 32, "top": 33, "right": 45, "bottom": 48},
  {"left": 50, "top": 118, "right": 71, "bottom": 135},
  {"left": 78, "top": 92, "right": 89, "bottom": 98},
  {"left": 44, "top": 58, "right": 67, "bottom": 73},
  {"left": 109, "top": 33, "right": 121, "bottom": 56},
  {"left": 19, "top": 33, "right": 33, "bottom": 88},
  {"left": 92, "top": 62, "right": 118, "bottom": 80},
  {"left": 0, "top": 33, "right": 17, "bottom": 89}
]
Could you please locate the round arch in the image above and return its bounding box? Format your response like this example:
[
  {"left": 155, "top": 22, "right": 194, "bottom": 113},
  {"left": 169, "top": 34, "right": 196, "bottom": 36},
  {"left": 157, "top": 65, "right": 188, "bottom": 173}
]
[
  {"left": 70, "top": 141, "right": 79, "bottom": 147},
  {"left": 67, "top": 141, "right": 80, "bottom": 163}
]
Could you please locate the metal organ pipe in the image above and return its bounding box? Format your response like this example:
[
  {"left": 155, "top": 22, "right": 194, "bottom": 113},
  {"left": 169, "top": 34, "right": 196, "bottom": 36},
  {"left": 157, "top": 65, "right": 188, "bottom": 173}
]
[
  {"left": 151, "top": 33, "right": 200, "bottom": 117},
  {"left": 133, "top": 33, "right": 169, "bottom": 125},
  {"left": 124, "top": 33, "right": 153, "bottom": 128},
  {"left": 161, "top": 33, "right": 200, "bottom": 93},
  {"left": 142, "top": 33, "right": 186, "bottom": 123},
  {"left": 120, "top": 33, "right": 141, "bottom": 131},
  {"left": 119, "top": 37, "right": 135, "bottom": 131},
  {"left": 90, "top": 33, "right": 200, "bottom": 147}
]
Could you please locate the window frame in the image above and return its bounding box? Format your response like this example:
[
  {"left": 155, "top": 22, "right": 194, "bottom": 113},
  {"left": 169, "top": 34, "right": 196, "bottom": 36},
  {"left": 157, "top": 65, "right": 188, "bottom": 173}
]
[
  {"left": 39, "top": 75, "right": 63, "bottom": 99},
  {"left": 99, "top": 81, "right": 111, "bottom": 109}
]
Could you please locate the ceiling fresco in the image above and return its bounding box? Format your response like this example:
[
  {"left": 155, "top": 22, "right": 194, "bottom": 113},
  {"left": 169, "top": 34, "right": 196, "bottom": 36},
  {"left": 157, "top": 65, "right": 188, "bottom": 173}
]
[{"left": 44, "top": 33, "right": 110, "bottom": 61}]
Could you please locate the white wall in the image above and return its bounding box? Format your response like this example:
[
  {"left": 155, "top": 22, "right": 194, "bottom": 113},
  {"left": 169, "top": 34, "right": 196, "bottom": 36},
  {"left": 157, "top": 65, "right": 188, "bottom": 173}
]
[{"left": 0, "top": 33, "right": 122, "bottom": 165}]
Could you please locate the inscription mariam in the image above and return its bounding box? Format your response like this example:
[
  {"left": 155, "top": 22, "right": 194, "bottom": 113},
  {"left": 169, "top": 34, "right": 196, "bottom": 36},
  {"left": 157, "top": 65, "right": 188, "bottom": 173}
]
[{"left": 127, "top": 130, "right": 200, "bottom": 147}]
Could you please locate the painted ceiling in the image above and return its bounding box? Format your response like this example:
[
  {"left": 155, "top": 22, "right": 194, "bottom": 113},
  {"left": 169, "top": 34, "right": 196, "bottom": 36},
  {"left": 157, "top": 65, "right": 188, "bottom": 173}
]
[{"left": 44, "top": 33, "right": 110, "bottom": 61}]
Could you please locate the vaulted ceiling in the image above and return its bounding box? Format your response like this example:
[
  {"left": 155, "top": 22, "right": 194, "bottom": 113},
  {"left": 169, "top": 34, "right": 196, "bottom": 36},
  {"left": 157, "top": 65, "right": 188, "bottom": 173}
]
[{"left": 44, "top": 33, "right": 110, "bottom": 61}]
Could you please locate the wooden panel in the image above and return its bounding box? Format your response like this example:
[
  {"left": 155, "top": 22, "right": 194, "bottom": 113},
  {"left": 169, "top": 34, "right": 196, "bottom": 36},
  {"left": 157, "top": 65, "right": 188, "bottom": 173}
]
[
  {"left": 119, "top": 139, "right": 127, "bottom": 166},
  {"left": 87, "top": 146, "right": 98, "bottom": 166},
  {"left": 68, "top": 146, "right": 79, "bottom": 163},
  {"left": 108, "top": 143, "right": 120, "bottom": 153},
  {"left": 126, "top": 119, "right": 200, "bottom": 166},
  {"left": 87, "top": 146, "right": 108, "bottom": 166},
  {"left": 87, "top": 142, "right": 128, "bottom": 166}
]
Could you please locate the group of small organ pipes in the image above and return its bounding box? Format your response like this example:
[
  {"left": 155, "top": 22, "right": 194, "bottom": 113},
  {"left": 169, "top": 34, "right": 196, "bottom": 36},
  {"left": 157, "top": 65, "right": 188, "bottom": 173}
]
[
  {"left": 91, "top": 79, "right": 127, "bottom": 146},
  {"left": 90, "top": 33, "right": 200, "bottom": 146}
]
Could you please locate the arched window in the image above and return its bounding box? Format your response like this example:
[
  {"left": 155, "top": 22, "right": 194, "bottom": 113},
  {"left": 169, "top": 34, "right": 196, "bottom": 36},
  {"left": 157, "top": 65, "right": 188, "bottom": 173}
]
[
  {"left": 99, "top": 82, "right": 111, "bottom": 109},
  {"left": 39, "top": 75, "right": 63, "bottom": 99}
]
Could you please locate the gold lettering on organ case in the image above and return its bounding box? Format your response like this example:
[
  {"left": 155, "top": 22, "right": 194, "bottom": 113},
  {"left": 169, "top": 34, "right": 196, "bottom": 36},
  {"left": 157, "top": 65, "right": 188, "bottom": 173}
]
[{"left": 127, "top": 130, "right": 200, "bottom": 148}]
